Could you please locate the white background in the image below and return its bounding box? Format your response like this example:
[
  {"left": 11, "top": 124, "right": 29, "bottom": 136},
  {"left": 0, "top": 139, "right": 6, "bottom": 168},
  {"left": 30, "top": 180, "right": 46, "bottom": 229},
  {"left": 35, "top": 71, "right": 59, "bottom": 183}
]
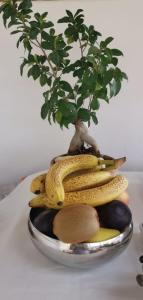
[{"left": 0, "top": 0, "right": 143, "bottom": 184}]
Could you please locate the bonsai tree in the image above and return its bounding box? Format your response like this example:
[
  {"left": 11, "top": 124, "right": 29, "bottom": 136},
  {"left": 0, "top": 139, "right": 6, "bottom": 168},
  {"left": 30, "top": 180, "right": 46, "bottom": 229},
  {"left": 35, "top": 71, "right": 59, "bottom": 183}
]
[{"left": 0, "top": 0, "right": 128, "bottom": 157}]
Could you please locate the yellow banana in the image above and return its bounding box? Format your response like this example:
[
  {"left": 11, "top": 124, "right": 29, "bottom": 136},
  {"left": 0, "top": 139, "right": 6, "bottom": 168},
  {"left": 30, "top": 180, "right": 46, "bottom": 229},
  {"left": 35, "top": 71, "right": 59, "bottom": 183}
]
[
  {"left": 30, "top": 173, "right": 46, "bottom": 194},
  {"left": 45, "top": 154, "right": 99, "bottom": 207},
  {"left": 45, "top": 154, "right": 125, "bottom": 207},
  {"left": 30, "top": 170, "right": 112, "bottom": 194},
  {"left": 30, "top": 155, "right": 125, "bottom": 195},
  {"left": 63, "top": 170, "right": 112, "bottom": 192},
  {"left": 63, "top": 174, "right": 128, "bottom": 208},
  {"left": 29, "top": 175, "right": 128, "bottom": 209},
  {"left": 87, "top": 228, "right": 120, "bottom": 242}
]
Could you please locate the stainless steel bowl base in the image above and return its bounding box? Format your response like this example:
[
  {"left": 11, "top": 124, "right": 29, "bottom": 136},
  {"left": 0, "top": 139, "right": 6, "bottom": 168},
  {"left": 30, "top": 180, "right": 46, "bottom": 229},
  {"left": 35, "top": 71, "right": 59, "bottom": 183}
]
[{"left": 28, "top": 208, "right": 133, "bottom": 269}]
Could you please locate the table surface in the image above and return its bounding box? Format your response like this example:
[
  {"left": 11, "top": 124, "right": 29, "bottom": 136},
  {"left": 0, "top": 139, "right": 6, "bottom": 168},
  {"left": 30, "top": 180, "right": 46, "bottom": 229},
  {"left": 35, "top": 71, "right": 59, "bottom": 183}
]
[
  {"left": 0, "top": 171, "right": 143, "bottom": 300},
  {"left": 0, "top": 182, "right": 18, "bottom": 201}
]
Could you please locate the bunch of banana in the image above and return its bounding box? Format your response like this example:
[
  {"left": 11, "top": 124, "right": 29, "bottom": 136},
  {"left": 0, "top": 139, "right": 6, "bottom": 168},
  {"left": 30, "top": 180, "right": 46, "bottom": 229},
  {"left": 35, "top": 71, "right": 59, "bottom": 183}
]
[
  {"left": 29, "top": 154, "right": 128, "bottom": 209},
  {"left": 30, "top": 170, "right": 112, "bottom": 194}
]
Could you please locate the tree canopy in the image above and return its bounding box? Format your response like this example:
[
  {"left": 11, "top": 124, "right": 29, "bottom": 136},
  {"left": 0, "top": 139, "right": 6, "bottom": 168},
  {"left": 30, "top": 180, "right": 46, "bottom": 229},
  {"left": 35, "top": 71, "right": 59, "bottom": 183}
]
[{"left": 0, "top": 0, "right": 128, "bottom": 129}]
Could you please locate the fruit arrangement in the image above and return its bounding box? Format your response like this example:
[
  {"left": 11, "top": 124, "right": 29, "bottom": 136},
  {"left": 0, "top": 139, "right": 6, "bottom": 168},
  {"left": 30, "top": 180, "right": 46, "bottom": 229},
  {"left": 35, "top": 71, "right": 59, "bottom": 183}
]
[{"left": 29, "top": 154, "right": 132, "bottom": 244}]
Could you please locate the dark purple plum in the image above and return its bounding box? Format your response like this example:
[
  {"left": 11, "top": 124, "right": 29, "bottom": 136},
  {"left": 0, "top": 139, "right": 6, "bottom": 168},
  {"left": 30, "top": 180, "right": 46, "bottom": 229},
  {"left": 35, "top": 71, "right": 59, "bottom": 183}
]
[
  {"left": 96, "top": 200, "right": 132, "bottom": 231},
  {"left": 33, "top": 209, "right": 59, "bottom": 239}
]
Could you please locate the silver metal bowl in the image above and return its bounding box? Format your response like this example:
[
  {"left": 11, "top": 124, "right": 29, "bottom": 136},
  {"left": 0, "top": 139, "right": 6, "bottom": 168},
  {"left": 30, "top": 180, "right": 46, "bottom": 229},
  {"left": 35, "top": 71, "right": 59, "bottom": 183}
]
[{"left": 28, "top": 208, "right": 133, "bottom": 269}]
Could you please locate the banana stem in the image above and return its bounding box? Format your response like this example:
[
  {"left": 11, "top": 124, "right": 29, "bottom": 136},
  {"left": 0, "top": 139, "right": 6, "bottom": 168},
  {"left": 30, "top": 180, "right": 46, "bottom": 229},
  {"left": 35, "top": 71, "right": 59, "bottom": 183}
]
[
  {"left": 98, "top": 159, "right": 115, "bottom": 166},
  {"left": 98, "top": 157, "right": 126, "bottom": 169}
]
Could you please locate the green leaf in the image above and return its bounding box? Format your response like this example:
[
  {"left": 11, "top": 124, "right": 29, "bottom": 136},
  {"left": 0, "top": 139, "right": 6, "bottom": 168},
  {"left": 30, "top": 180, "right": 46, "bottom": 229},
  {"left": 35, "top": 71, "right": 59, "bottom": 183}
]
[
  {"left": 2, "top": 5, "right": 16, "bottom": 27},
  {"left": 66, "top": 10, "right": 74, "bottom": 20},
  {"left": 60, "top": 117, "right": 70, "bottom": 128},
  {"left": 100, "top": 41, "right": 105, "bottom": 49},
  {"left": 42, "top": 12, "right": 48, "bottom": 19},
  {"left": 58, "top": 100, "right": 77, "bottom": 123},
  {"left": 37, "top": 55, "right": 47, "bottom": 64},
  {"left": 85, "top": 73, "right": 97, "bottom": 91},
  {"left": 30, "top": 65, "right": 41, "bottom": 80},
  {"left": 122, "top": 72, "right": 128, "bottom": 80},
  {"left": 97, "top": 88, "right": 109, "bottom": 102},
  {"left": 88, "top": 46, "right": 100, "bottom": 56},
  {"left": 55, "top": 36, "right": 66, "bottom": 50},
  {"left": 114, "top": 80, "right": 121, "bottom": 96},
  {"left": 67, "top": 36, "right": 75, "bottom": 44},
  {"left": 29, "top": 27, "right": 39, "bottom": 39},
  {"left": 18, "top": 0, "right": 32, "bottom": 10},
  {"left": 78, "top": 108, "right": 90, "bottom": 122},
  {"left": 45, "top": 21, "right": 54, "bottom": 28},
  {"left": 47, "top": 76, "right": 52, "bottom": 87},
  {"left": 55, "top": 111, "right": 62, "bottom": 123},
  {"left": 58, "top": 90, "right": 65, "bottom": 97},
  {"left": 105, "top": 48, "right": 112, "bottom": 63},
  {"left": 20, "top": 59, "right": 28, "bottom": 76},
  {"left": 95, "top": 82, "right": 102, "bottom": 91},
  {"left": 110, "top": 82, "right": 114, "bottom": 98},
  {"left": 16, "top": 35, "right": 24, "bottom": 48},
  {"left": 90, "top": 98, "right": 100, "bottom": 110},
  {"left": 74, "top": 9, "right": 84, "bottom": 17},
  {"left": 75, "top": 15, "right": 84, "bottom": 26},
  {"left": 104, "top": 37, "right": 114, "bottom": 47},
  {"left": 30, "top": 21, "right": 38, "bottom": 27},
  {"left": 73, "top": 68, "right": 84, "bottom": 79},
  {"left": 60, "top": 81, "right": 73, "bottom": 93},
  {"left": 103, "top": 69, "right": 114, "bottom": 85},
  {"left": 0, "top": 3, "right": 6, "bottom": 14},
  {"left": 58, "top": 16, "right": 70, "bottom": 23},
  {"left": 34, "top": 13, "right": 40, "bottom": 21},
  {"left": 28, "top": 54, "right": 35, "bottom": 63},
  {"left": 112, "top": 57, "right": 118, "bottom": 66},
  {"left": 100, "top": 55, "right": 108, "bottom": 67},
  {"left": 41, "top": 31, "right": 50, "bottom": 40},
  {"left": 114, "top": 67, "right": 122, "bottom": 81},
  {"left": 91, "top": 112, "right": 98, "bottom": 125},
  {"left": 88, "top": 25, "right": 101, "bottom": 44},
  {"left": 11, "top": 30, "right": 21, "bottom": 35},
  {"left": 110, "top": 79, "right": 121, "bottom": 97},
  {"left": 65, "top": 25, "right": 78, "bottom": 42},
  {"left": 111, "top": 49, "right": 123, "bottom": 56},
  {"left": 8, "top": 19, "right": 21, "bottom": 28},
  {"left": 41, "top": 38, "right": 54, "bottom": 50},
  {"left": 53, "top": 78, "right": 60, "bottom": 88},
  {"left": 40, "top": 74, "right": 47, "bottom": 86},
  {"left": 86, "top": 56, "right": 95, "bottom": 64},
  {"left": 62, "top": 63, "right": 74, "bottom": 74},
  {"left": 64, "top": 46, "right": 72, "bottom": 51},
  {"left": 76, "top": 97, "right": 84, "bottom": 108},
  {"left": 43, "top": 91, "right": 49, "bottom": 101},
  {"left": 49, "top": 52, "right": 61, "bottom": 65},
  {"left": 23, "top": 39, "right": 32, "bottom": 52},
  {"left": 50, "top": 28, "right": 55, "bottom": 36},
  {"left": 41, "top": 102, "right": 49, "bottom": 119}
]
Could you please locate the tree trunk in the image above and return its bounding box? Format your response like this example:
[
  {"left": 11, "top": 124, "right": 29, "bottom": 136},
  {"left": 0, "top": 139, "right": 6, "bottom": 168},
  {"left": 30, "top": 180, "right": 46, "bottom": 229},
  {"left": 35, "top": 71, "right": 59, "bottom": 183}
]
[
  {"left": 51, "top": 120, "right": 126, "bottom": 169},
  {"left": 68, "top": 120, "right": 100, "bottom": 155}
]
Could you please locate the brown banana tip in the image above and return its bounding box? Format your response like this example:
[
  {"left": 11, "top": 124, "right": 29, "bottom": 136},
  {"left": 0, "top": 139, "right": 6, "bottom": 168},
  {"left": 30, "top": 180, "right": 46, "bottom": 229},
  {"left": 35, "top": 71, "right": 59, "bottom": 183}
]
[
  {"left": 29, "top": 201, "right": 32, "bottom": 207},
  {"left": 57, "top": 201, "right": 63, "bottom": 207},
  {"left": 114, "top": 156, "right": 126, "bottom": 168}
]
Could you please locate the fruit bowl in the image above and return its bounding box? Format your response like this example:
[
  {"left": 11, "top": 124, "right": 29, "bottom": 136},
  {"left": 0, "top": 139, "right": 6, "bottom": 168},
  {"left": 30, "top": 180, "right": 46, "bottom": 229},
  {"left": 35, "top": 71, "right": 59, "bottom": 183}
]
[{"left": 28, "top": 208, "right": 133, "bottom": 269}]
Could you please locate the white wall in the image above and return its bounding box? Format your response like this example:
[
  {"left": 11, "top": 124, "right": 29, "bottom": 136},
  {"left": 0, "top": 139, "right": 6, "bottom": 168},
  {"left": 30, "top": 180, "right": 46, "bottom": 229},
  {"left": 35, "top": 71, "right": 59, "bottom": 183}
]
[{"left": 0, "top": 0, "right": 143, "bottom": 184}]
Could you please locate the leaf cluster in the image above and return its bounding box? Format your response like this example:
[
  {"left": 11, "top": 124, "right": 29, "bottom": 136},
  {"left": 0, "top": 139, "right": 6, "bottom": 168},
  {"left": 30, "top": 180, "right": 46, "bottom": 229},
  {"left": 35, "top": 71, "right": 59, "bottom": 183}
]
[{"left": 0, "top": 1, "right": 128, "bottom": 128}]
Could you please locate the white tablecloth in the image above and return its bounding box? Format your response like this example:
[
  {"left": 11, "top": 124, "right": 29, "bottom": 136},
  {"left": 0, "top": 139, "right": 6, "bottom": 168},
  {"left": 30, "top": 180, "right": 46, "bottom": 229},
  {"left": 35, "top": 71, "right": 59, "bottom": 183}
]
[{"left": 0, "top": 171, "right": 143, "bottom": 300}]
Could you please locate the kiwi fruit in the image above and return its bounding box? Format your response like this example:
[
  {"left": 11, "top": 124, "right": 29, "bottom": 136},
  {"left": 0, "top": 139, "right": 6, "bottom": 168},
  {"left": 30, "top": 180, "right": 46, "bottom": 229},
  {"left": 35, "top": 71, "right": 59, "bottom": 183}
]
[{"left": 53, "top": 204, "right": 100, "bottom": 243}]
